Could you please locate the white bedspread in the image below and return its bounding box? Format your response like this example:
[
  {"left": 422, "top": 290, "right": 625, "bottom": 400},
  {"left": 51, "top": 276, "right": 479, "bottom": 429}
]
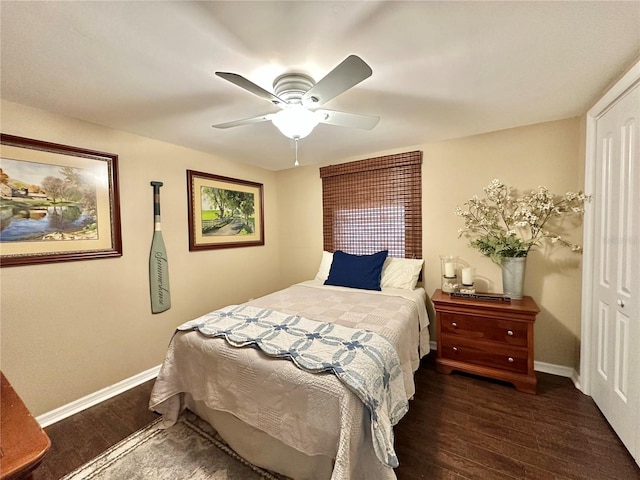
[{"left": 149, "top": 282, "right": 429, "bottom": 480}]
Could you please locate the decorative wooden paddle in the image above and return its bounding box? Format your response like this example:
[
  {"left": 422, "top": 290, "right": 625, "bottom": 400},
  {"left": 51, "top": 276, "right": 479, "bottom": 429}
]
[{"left": 149, "top": 181, "right": 171, "bottom": 313}]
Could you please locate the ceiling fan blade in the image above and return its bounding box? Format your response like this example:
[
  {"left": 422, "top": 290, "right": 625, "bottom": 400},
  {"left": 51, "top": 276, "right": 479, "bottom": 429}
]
[
  {"left": 215, "top": 72, "right": 287, "bottom": 106},
  {"left": 316, "top": 109, "right": 380, "bottom": 130},
  {"left": 212, "top": 113, "right": 273, "bottom": 129},
  {"left": 302, "top": 55, "right": 373, "bottom": 107}
]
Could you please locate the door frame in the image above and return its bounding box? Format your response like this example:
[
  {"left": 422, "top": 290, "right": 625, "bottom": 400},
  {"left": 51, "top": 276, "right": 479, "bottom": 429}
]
[{"left": 579, "top": 58, "right": 640, "bottom": 396}]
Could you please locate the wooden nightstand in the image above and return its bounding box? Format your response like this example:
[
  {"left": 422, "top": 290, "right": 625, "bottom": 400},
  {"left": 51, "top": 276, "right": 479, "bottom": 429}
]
[{"left": 431, "top": 289, "right": 539, "bottom": 394}]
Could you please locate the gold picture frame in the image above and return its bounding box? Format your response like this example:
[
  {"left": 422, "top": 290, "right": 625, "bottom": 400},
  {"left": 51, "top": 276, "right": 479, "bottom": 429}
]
[
  {"left": 187, "top": 170, "right": 264, "bottom": 250},
  {"left": 0, "top": 134, "right": 122, "bottom": 267}
]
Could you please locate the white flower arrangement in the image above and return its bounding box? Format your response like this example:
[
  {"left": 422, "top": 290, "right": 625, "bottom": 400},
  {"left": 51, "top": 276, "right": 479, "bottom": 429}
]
[{"left": 455, "top": 179, "right": 590, "bottom": 264}]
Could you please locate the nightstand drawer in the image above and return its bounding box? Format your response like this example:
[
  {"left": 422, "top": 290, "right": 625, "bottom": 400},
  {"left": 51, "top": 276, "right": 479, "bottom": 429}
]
[
  {"left": 440, "top": 312, "right": 528, "bottom": 346},
  {"left": 440, "top": 335, "right": 529, "bottom": 374}
]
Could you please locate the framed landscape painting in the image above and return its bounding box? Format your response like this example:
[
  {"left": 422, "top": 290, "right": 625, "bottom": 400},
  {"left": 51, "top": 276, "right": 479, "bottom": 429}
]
[
  {"left": 0, "top": 134, "right": 122, "bottom": 267},
  {"left": 187, "top": 170, "right": 264, "bottom": 251}
]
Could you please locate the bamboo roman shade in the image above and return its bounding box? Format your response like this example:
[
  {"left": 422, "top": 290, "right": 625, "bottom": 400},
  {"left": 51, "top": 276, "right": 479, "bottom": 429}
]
[{"left": 320, "top": 150, "right": 422, "bottom": 259}]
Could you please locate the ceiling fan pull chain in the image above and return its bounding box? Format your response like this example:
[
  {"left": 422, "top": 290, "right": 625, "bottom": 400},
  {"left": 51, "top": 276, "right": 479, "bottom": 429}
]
[{"left": 294, "top": 137, "right": 300, "bottom": 167}]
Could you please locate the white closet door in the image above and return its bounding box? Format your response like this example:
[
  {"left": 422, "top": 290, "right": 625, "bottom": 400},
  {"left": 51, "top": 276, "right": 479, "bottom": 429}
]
[{"left": 590, "top": 81, "right": 640, "bottom": 462}]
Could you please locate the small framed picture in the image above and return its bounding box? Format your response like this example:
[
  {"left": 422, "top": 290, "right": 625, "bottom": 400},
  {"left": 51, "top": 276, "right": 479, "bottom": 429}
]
[
  {"left": 0, "top": 134, "right": 122, "bottom": 267},
  {"left": 187, "top": 170, "right": 264, "bottom": 251}
]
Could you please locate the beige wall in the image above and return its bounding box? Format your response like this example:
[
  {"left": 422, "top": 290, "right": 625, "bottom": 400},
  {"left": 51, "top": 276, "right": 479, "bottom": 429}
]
[
  {"left": 0, "top": 100, "right": 286, "bottom": 415},
  {"left": 1, "top": 99, "right": 584, "bottom": 416},
  {"left": 277, "top": 117, "right": 585, "bottom": 369},
  {"left": 275, "top": 165, "right": 324, "bottom": 287}
]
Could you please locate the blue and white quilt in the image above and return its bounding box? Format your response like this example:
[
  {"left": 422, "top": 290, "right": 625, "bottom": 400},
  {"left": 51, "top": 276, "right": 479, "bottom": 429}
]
[{"left": 177, "top": 304, "right": 409, "bottom": 468}]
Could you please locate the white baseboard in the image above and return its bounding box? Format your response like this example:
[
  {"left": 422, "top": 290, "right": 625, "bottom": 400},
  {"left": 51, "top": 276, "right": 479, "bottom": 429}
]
[
  {"left": 533, "top": 360, "right": 576, "bottom": 379},
  {"left": 36, "top": 365, "right": 161, "bottom": 428}
]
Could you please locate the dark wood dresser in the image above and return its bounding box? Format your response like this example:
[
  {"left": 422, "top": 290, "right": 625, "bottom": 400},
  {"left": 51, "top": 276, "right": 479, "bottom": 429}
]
[
  {"left": 432, "top": 289, "right": 539, "bottom": 394},
  {"left": 0, "top": 372, "right": 51, "bottom": 480}
]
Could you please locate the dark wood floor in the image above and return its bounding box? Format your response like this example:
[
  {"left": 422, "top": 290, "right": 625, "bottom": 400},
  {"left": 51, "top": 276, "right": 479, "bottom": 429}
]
[
  {"left": 32, "top": 354, "right": 639, "bottom": 480},
  {"left": 32, "top": 380, "right": 159, "bottom": 480}
]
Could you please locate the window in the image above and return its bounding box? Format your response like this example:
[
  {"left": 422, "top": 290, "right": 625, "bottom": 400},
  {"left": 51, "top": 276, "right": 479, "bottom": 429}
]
[{"left": 320, "top": 150, "right": 422, "bottom": 258}]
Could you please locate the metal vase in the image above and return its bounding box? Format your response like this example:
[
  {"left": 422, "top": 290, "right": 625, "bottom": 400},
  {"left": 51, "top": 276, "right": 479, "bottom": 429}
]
[{"left": 501, "top": 256, "right": 527, "bottom": 300}]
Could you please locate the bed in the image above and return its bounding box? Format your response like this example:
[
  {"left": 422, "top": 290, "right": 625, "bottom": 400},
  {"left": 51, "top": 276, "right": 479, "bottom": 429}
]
[{"left": 149, "top": 252, "right": 429, "bottom": 480}]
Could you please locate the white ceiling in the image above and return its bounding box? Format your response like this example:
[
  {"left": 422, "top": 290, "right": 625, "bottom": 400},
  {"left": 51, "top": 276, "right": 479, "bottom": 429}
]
[{"left": 1, "top": 1, "right": 639, "bottom": 171}]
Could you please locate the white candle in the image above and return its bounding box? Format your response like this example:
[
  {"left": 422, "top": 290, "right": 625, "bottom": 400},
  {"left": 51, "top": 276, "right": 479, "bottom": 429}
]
[
  {"left": 444, "top": 262, "right": 455, "bottom": 278},
  {"left": 462, "top": 267, "right": 473, "bottom": 285}
]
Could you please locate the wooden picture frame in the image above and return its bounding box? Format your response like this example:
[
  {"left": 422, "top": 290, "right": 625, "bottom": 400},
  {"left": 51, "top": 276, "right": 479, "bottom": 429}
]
[
  {"left": 0, "top": 134, "right": 122, "bottom": 267},
  {"left": 187, "top": 170, "right": 264, "bottom": 251}
]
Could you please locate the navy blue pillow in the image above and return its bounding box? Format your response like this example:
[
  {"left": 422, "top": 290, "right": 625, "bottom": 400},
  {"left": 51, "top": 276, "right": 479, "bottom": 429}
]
[{"left": 324, "top": 250, "right": 389, "bottom": 291}]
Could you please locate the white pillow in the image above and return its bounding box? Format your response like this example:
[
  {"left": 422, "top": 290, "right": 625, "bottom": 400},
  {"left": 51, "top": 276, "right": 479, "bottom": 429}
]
[
  {"left": 314, "top": 251, "right": 334, "bottom": 281},
  {"left": 380, "top": 257, "right": 423, "bottom": 290}
]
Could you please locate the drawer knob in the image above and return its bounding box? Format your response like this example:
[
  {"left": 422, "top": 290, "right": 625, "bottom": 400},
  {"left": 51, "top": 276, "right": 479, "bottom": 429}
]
[
  {"left": 508, "top": 357, "right": 514, "bottom": 363},
  {"left": 507, "top": 330, "right": 514, "bottom": 336},
  {"left": 452, "top": 346, "right": 458, "bottom": 352},
  {"left": 451, "top": 322, "right": 458, "bottom": 328}
]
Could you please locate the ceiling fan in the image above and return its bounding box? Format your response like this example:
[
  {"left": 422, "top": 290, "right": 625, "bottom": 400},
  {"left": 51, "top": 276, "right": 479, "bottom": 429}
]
[{"left": 212, "top": 55, "right": 380, "bottom": 142}]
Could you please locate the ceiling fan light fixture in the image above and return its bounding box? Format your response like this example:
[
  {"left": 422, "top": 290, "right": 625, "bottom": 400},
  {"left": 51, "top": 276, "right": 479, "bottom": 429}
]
[{"left": 270, "top": 105, "right": 321, "bottom": 139}]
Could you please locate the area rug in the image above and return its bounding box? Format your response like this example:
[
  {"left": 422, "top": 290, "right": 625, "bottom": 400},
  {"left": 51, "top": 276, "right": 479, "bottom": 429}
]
[{"left": 61, "top": 412, "right": 289, "bottom": 480}]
